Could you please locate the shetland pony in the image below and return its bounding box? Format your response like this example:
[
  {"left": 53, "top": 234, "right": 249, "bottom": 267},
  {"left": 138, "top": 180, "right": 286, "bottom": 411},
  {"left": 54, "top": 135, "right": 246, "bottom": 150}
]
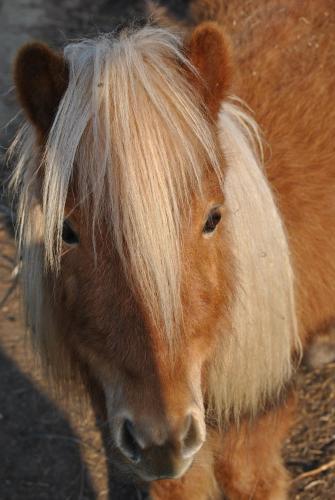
[{"left": 10, "top": 0, "right": 335, "bottom": 498}]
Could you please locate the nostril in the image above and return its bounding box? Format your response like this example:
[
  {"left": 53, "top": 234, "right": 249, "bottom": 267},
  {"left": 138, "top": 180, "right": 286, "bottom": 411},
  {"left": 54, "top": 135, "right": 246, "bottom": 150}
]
[
  {"left": 181, "top": 414, "right": 204, "bottom": 459},
  {"left": 119, "top": 418, "right": 142, "bottom": 463}
]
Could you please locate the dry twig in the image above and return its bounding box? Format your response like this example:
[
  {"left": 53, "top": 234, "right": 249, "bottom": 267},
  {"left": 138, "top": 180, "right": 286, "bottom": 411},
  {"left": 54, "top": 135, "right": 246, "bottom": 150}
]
[{"left": 292, "top": 459, "right": 335, "bottom": 483}]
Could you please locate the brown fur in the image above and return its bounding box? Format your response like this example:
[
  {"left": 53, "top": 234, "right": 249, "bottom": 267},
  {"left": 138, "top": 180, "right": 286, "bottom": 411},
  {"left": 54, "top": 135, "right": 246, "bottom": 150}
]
[
  {"left": 14, "top": 42, "right": 68, "bottom": 136},
  {"left": 12, "top": 1, "right": 335, "bottom": 498},
  {"left": 215, "top": 397, "right": 296, "bottom": 499},
  {"left": 186, "top": 22, "right": 233, "bottom": 118}
]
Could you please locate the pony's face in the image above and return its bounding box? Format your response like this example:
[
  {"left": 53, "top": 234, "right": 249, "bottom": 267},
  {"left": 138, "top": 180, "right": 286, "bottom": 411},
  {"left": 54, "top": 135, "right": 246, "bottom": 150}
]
[
  {"left": 56, "top": 172, "right": 232, "bottom": 481},
  {"left": 14, "top": 22, "right": 233, "bottom": 481}
]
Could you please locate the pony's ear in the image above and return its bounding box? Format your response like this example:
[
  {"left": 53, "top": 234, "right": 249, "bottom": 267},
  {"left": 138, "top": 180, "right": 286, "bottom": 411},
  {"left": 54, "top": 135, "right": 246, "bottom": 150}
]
[
  {"left": 14, "top": 42, "right": 68, "bottom": 135},
  {"left": 185, "top": 21, "right": 233, "bottom": 118}
]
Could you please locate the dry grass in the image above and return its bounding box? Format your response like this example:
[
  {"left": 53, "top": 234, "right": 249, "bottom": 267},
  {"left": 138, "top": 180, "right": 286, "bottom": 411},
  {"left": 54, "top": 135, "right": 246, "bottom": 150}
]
[{"left": 285, "top": 360, "right": 335, "bottom": 499}]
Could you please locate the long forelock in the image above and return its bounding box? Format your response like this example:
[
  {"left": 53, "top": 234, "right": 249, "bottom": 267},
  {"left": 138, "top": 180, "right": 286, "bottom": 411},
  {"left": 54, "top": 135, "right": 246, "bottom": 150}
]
[{"left": 23, "top": 26, "right": 221, "bottom": 339}]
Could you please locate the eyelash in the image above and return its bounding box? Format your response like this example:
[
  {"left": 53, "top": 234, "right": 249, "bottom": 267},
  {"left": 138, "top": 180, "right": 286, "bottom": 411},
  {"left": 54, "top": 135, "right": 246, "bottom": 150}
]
[{"left": 203, "top": 210, "right": 222, "bottom": 234}]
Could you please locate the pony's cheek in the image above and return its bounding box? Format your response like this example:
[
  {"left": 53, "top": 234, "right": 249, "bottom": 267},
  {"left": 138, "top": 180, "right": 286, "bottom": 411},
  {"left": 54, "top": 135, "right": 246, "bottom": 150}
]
[{"left": 61, "top": 274, "right": 79, "bottom": 309}]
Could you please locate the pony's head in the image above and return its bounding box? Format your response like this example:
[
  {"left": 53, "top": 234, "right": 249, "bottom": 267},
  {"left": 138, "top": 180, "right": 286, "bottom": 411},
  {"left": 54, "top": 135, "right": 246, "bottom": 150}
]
[{"left": 12, "top": 22, "right": 299, "bottom": 482}]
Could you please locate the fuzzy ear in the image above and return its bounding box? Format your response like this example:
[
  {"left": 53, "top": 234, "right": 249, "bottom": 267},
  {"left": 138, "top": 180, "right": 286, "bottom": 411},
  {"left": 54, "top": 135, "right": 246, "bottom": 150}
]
[
  {"left": 185, "top": 22, "right": 233, "bottom": 118},
  {"left": 14, "top": 42, "right": 68, "bottom": 135}
]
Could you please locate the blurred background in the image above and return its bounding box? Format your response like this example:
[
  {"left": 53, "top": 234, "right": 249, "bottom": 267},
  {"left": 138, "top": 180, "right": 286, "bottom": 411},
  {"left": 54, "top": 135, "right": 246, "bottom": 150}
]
[{"left": 0, "top": 1, "right": 334, "bottom": 499}]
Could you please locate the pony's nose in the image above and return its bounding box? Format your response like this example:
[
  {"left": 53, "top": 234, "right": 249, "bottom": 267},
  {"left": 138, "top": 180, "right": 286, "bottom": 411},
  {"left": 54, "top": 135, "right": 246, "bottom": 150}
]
[{"left": 117, "top": 414, "right": 204, "bottom": 475}]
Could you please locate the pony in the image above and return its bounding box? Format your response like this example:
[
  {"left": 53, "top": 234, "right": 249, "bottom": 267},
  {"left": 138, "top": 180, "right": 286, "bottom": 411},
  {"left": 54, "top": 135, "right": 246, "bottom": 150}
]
[{"left": 10, "top": 0, "right": 335, "bottom": 498}]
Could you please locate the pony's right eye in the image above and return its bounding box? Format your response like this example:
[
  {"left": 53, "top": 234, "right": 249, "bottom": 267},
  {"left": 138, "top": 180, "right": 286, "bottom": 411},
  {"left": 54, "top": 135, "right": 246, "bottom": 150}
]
[
  {"left": 203, "top": 209, "right": 222, "bottom": 235},
  {"left": 62, "top": 220, "right": 79, "bottom": 245}
]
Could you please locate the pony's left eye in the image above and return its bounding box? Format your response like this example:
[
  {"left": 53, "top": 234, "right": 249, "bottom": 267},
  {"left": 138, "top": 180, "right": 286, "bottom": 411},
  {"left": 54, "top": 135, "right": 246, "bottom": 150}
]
[
  {"left": 203, "top": 209, "right": 222, "bottom": 235},
  {"left": 62, "top": 220, "right": 79, "bottom": 245}
]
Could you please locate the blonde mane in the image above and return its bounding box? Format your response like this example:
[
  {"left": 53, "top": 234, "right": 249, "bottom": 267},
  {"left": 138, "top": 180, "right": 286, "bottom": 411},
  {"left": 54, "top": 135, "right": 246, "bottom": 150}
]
[
  {"left": 11, "top": 25, "right": 300, "bottom": 422},
  {"left": 208, "top": 100, "right": 300, "bottom": 422}
]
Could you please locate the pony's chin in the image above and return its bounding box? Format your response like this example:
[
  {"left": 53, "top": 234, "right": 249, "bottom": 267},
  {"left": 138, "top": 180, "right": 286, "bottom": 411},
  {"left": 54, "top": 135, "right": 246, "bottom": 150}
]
[{"left": 133, "top": 456, "right": 194, "bottom": 483}]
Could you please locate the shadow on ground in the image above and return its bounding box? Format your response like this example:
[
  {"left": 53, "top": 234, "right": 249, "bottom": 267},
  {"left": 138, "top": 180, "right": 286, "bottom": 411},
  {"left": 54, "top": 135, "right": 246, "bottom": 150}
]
[{"left": 0, "top": 347, "right": 96, "bottom": 500}]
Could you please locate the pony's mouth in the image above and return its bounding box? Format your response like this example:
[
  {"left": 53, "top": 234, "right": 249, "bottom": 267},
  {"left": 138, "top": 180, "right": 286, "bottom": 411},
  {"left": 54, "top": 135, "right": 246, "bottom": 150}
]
[{"left": 130, "top": 454, "right": 194, "bottom": 482}]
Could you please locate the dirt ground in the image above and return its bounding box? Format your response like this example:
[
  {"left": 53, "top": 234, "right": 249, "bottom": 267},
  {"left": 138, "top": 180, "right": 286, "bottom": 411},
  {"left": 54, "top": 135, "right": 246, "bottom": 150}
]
[{"left": 0, "top": 1, "right": 334, "bottom": 499}]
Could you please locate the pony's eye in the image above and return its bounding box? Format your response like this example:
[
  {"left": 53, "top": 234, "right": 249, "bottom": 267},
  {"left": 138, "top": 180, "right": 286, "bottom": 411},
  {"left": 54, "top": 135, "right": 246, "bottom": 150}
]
[
  {"left": 203, "top": 210, "right": 222, "bottom": 234},
  {"left": 62, "top": 220, "right": 79, "bottom": 245}
]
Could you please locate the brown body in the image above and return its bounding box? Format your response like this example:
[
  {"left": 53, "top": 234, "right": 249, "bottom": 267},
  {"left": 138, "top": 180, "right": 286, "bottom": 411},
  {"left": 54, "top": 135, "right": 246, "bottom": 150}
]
[
  {"left": 231, "top": 0, "right": 335, "bottom": 341},
  {"left": 12, "top": 1, "right": 335, "bottom": 499}
]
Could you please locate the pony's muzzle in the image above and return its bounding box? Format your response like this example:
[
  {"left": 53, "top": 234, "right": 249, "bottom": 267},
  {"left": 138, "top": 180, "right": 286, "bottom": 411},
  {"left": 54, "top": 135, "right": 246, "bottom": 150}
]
[{"left": 115, "top": 413, "right": 204, "bottom": 480}]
